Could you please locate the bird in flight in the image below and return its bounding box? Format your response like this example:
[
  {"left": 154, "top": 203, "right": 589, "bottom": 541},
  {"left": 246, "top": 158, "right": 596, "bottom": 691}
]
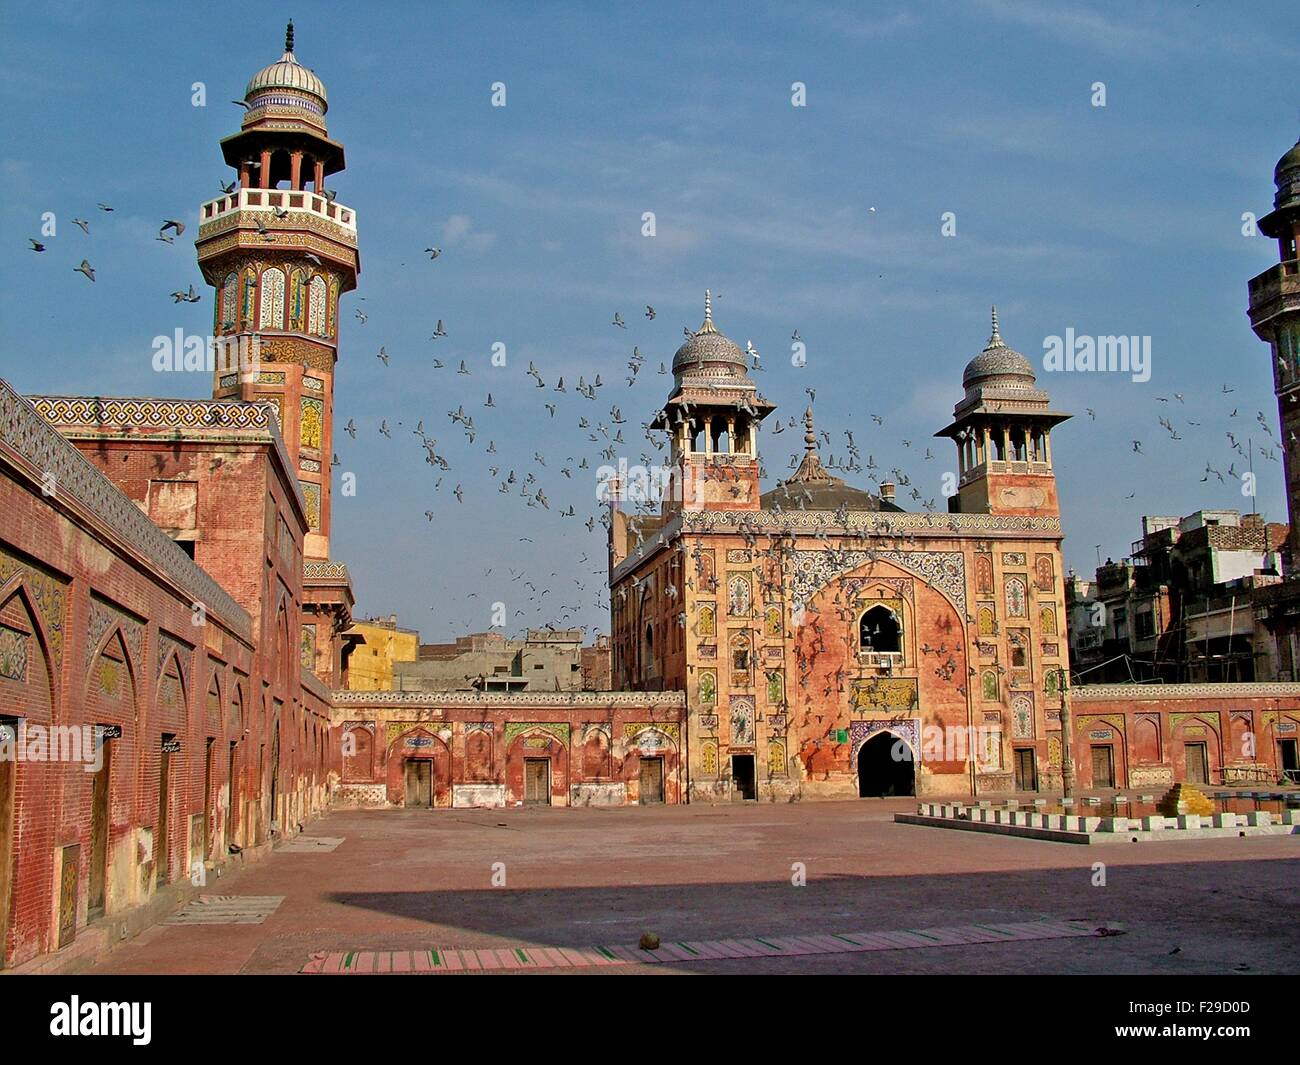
[{"left": 74, "top": 260, "right": 95, "bottom": 281}]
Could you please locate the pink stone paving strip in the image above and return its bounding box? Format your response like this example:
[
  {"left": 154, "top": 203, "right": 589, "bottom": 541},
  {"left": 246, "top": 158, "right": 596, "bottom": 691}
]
[{"left": 300, "top": 919, "right": 1100, "bottom": 974}]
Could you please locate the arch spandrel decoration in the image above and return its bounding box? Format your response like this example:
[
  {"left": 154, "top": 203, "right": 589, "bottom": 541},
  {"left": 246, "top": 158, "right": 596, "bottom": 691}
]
[
  {"left": 789, "top": 549, "right": 966, "bottom": 617},
  {"left": 849, "top": 718, "right": 920, "bottom": 762}
]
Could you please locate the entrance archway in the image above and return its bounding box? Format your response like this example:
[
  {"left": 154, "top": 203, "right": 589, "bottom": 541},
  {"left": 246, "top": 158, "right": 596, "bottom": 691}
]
[{"left": 857, "top": 732, "right": 914, "bottom": 797}]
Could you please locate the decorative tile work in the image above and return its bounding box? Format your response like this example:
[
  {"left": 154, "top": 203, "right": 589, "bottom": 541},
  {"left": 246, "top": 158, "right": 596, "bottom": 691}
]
[
  {"left": 257, "top": 371, "right": 286, "bottom": 384},
  {"left": 303, "top": 374, "right": 324, "bottom": 392},
  {"left": 975, "top": 554, "right": 993, "bottom": 594},
  {"left": 730, "top": 698, "right": 755, "bottom": 746},
  {"left": 301, "top": 482, "right": 321, "bottom": 530},
  {"left": 85, "top": 598, "right": 143, "bottom": 669},
  {"left": 0, "top": 623, "right": 29, "bottom": 681},
  {"left": 696, "top": 603, "right": 715, "bottom": 636},
  {"left": 300, "top": 397, "right": 324, "bottom": 450},
  {"left": 303, "top": 560, "right": 349, "bottom": 581},
  {"left": 768, "top": 739, "right": 787, "bottom": 777},
  {"left": 727, "top": 574, "right": 751, "bottom": 616},
  {"left": 699, "top": 740, "right": 718, "bottom": 775},
  {"left": 1002, "top": 552, "right": 1026, "bottom": 566},
  {"left": 385, "top": 721, "right": 451, "bottom": 747},
  {"left": 10, "top": 388, "right": 249, "bottom": 637},
  {"left": 698, "top": 669, "right": 716, "bottom": 704},
  {"left": 849, "top": 718, "right": 919, "bottom": 759},
  {"left": 1034, "top": 555, "right": 1054, "bottom": 591},
  {"left": 308, "top": 276, "right": 327, "bottom": 336},
  {"left": 1012, "top": 695, "right": 1034, "bottom": 739},
  {"left": 503, "top": 721, "right": 571, "bottom": 747},
  {"left": 790, "top": 549, "right": 966, "bottom": 616},
  {"left": 96, "top": 657, "right": 121, "bottom": 698},
  {"left": 259, "top": 267, "right": 285, "bottom": 329},
  {"left": 764, "top": 605, "right": 782, "bottom": 637},
  {"left": 1005, "top": 576, "right": 1027, "bottom": 618},
  {"left": 726, "top": 549, "right": 751, "bottom": 563},
  {"left": 977, "top": 605, "right": 995, "bottom": 635},
  {"left": 300, "top": 457, "right": 321, "bottom": 473},
  {"left": 0, "top": 545, "right": 67, "bottom": 670},
  {"left": 623, "top": 722, "right": 680, "bottom": 743},
  {"left": 850, "top": 678, "right": 918, "bottom": 712},
  {"left": 301, "top": 624, "right": 316, "bottom": 669}
]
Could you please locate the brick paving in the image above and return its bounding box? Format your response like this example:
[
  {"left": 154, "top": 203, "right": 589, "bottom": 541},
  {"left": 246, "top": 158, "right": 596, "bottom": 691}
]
[{"left": 83, "top": 799, "right": 1300, "bottom": 975}]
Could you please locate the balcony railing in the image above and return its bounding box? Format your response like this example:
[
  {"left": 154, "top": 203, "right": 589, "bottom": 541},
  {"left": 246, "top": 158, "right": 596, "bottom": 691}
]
[
  {"left": 858, "top": 650, "right": 903, "bottom": 671},
  {"left": 199, "top": 187, "right": 357, "bottom": 234}
]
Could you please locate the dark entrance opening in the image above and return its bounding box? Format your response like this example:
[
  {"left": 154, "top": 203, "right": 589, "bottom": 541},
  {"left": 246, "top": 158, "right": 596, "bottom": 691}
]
[
  {"left": 857, "top": 732, "right": 914, "bottom": 797},
  {"left": 89, "top": 732, "right": 112, "bottom": 917},
  {"left": 731, "top": 754, "right": 756, "bottom": 800},
  {"left": 1092, "top": 744, "right": 1116, "bottom": 789},
  {"left": 1014, "top": 747, "right": 1038, "bottom": 792},
  {"left": 0, "top": 718, "right": 15, "bottom": 969},
  {"left": 1280, "top": 738, "right": 1299, "bottom": 784},
  {"left": 1184, "top": 741, "right": 1208, "bottom": 785},
  {"left": 156, "top": 734, "right": 173, "bottom": 885}
]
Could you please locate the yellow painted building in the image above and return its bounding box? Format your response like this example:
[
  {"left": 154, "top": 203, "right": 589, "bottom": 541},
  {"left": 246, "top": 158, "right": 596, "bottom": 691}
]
[{"left": 345, "top": 615, "right": 419, "bottom": 690}]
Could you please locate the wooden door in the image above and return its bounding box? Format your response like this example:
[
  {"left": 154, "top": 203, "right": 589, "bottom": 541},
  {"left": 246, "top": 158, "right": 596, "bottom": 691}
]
[
  {"left": 404, "top": 760, "right": 432, "bottom": 807},
  {"left": 1091, "top": 744, "right": 1114, "bottom": 789},
  {"left": 0, "top": 721, "right": 14, "bottom": 969},
  {"left": 88, "top": 736, "right": 111, "bottom": 916},
  {"left": 225, "top": 743, "right": 238, "bottom": 850},
  {"left": 524, "top": 759, "right": 550, "bottom": 805},
  {"left": 1014, "top": 748, "right": 1037, "bottom": 792},
  {"left": 639, "top": 757, "right": 664, "bottom": 804},
  {"left": 202, "top": 738, "right": 213, "bottom": 862},
  {"left": 1185, "top": 742, "right": 1209, "bottom": 785},
  {"left": 156, "top": 739, "right": 172, "bottom": 885}
]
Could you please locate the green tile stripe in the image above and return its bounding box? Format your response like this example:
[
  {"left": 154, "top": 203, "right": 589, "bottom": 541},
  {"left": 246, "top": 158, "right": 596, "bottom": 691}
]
[
  {"left": 908, "top": 929, "right": 941, "bottom": 941},
  {"left": 973, "top": 924, "right": 1015, "bottom": 936},
  {"left": 515, "top": 948, "right": 530, "bottom": 963},
  {"left": 430, "top": 950, "right": 441, "bottom": 967},
  {"left": 754, "top": 937, "right": 783, "bottom": 951},
  {"left": 596, "top": 945, "right": 617, "bottom": 959},
  {"left": 677, "top": 942, "right": 700, "bottom": 956}
]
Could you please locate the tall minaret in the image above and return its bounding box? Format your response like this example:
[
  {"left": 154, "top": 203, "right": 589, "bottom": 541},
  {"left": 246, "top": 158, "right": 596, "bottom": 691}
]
[
  {"left": 1248, "top": 137, "right": 1300, "bottom": 567},
  {"left": 195, "top": 22, "right": 358, "bottom": 683},
  {"left": 196, "top": 21, "right": 359, "bottom": 564},
  {"left": 935, "top": 308, "right": 1070, "bottom": 516},
  {"left": 652, "top": 291, "right": 775, "bottom": 513}
]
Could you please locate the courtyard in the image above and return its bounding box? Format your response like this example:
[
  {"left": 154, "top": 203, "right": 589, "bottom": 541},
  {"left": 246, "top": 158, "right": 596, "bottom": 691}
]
[{"left": 85, "top": 800, "right": 1299, "bottom": 975}]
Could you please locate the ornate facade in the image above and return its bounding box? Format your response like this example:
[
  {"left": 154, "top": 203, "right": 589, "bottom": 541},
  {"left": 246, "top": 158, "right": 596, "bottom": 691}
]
[
  {"left": 612, "top": 299, "right": 1073, "bottom": 799},
  {"left": 197, "top": 21, "right": 358, "bottom": 686}
]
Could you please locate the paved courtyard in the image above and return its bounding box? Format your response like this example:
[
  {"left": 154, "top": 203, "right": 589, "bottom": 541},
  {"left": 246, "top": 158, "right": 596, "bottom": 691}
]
[{"left": 87, "top": 800, "right": 1299, "bottom": 975}]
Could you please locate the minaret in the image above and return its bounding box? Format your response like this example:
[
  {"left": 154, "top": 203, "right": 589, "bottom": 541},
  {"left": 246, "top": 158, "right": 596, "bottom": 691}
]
[
  {"left": 196, "top": 22, "right": 357, "bottom": 683},
  {"left": 652, "top": 291, "right": 774, "bottom": 513},
  {"left": 935, "top": 308, "right": 1070, "bottom": 516},
  {"left": 196, "top": 21, "right": 359, "bottom": 564},
  {"left": 1248, "top": 137, "right": 1300, "bottom": 566}
]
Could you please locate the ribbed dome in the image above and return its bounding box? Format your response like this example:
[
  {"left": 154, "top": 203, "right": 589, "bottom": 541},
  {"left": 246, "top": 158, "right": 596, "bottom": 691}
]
[
  {"left": 672, "top": 291, "right": 748, "bottom": 376},
  {"left": 245, "top": 23, "right": 327, "bottom": 108},
  {"left": 962, "top": 307, "right": 1036, "bottom": 389},
  {"left": 1275, "top": 139, "right": 1300, "bottom": 184}
]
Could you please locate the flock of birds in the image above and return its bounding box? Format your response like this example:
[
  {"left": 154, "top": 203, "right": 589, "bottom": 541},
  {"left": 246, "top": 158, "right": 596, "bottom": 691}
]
[{"left": 23, "top": 186, "right": 1287, "bottom": 646}]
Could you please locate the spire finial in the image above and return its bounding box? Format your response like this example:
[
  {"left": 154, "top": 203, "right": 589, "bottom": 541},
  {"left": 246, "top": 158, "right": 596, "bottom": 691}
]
[
  {"left": 989, "top": 304, "right": 1002, "bottom": 344},
  {"left": 804, "top": 406, "right": 817, "bottom": 451},
  {"left": 704, "top": 289, "right": 713, "bottom": 323},
  {"left": 285, "top": 19, "right": 295, "bottom": 54}
]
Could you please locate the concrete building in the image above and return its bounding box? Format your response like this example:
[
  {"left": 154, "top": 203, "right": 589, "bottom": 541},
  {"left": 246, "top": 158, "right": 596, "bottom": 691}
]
[
  {"left": 342, "top": 615, "right": 419, "bottom": 692},
  {"left": 396, "top": 629, "right": 601, "bottom": 693},
  {"left": 1067, "top": 511, "right": 1285, "bottom": 684}
]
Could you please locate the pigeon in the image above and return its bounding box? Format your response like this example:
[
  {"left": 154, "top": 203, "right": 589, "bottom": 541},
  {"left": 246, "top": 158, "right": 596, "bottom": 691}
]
[
  {"left": 377, "top": 346, "right": 389, "bottom": 365},
  {"left": 425, "top": 247, "right": 441, "bottom": 259},
  {"left": 160, "top": 219, "right": 185, "bottom": 237},
  {"left": 97, "top": 203, "right": 114, "bottom": 212},
  {"left": 431, "top": 319, "right": 447, "bottom": 338},
  {"left": 74, "top": 260, "right": 95, "bottom": 281},
  {"left": 612, "top": 311, "right": 626, "bottom": 329},
  {"left": 27, "top": 238, "right": 45, "bottom": 252},
  {"left": 71, "top": 218, "right": 89, "bottom": 234},
  {"left": 645, "top": 305, "right": 656, "bottom": 320},
  {"left": 344, "top": 419, "right": 357, "bottom": 439}
]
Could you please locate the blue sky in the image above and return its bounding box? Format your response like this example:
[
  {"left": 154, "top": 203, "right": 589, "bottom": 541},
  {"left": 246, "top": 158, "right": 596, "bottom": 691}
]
[{"left": 1, "top": 1, "right": 1297, "bottom": 642}]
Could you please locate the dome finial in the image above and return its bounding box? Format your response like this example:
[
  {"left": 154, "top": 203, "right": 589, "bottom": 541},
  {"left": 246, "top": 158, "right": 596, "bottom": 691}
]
[
  {"left": 989, "top": 304, "right": 1001, "bottom": 344},
  {"left": 285, "top": 19, "right": 295, "bottom": 55},
  {"left": 695, "top": 289, "right": 718, "bottom": 335},
  {"left": 804, "top": 406, "right": 817, "bottom": 450}
]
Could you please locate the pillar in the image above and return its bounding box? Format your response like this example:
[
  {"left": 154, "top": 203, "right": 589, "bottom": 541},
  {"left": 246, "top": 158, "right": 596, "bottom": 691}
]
[
  {"left": 259, "top": 149, "right": 272, "bottom": 189},
  {"left": 290, "top": 150, "right": 304, "bottom": 191}
]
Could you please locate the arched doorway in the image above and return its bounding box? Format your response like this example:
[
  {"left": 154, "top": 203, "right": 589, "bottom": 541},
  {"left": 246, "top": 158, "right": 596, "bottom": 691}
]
[{"left": 857, "top": 731, "right": 914, "bottom": 797}]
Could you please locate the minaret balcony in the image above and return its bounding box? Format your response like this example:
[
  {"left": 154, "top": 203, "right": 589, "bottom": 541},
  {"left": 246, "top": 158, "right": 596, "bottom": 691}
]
[
  {"left": 198, "top": 187, "right": 358, "bottom": 243},
  {"left": 1247, "top": 259, "right": 1300, "bottom": 330}
]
